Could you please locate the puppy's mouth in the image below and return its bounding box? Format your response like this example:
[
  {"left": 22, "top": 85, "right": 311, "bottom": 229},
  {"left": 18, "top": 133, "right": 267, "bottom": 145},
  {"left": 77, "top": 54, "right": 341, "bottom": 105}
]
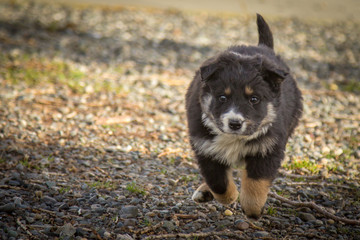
[{"left": 219, "top": 120, "right": 255, "bottom": 136}]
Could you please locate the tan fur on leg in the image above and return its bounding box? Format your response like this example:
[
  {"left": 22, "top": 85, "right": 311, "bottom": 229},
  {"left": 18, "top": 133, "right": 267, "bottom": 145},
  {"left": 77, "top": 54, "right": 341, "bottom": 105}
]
[
  {"left": 212, "top": 169, "right": 239, "bottom": 205},
  {"left": 240, "top": 170, "right": 271, "bottom": 219}
]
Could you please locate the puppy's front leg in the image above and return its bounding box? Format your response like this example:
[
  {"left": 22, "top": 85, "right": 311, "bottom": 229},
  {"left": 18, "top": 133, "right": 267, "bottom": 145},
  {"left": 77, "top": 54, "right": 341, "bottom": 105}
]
[
  {"left": 239, "top": 170, "right": 271, "bottom": 220},
  {"left": 194, "top": 155, "right": 238, "bottom": 205}
]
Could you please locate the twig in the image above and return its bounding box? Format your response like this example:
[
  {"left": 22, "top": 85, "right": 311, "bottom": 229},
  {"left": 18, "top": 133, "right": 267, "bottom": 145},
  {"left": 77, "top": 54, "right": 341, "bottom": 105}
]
[
  {"left": 269, "top": 192, "right": 360, "bottom": 225},
  {"left": 29, "top": 207, "right": 57, "bottom": 216},
  {"left": 133, "top": 222, "right": 163, "bottom": 235},
  {"left": 278, "top": 169, "right": 322, "bottom": 180},
  {"left": 283, "top": 181, "right": 353, "bottom": 190},
  {"left": 143, "top": 230, "right": 245, "bottom": 240},
  {"left": 173, "top": 213, "right": 199, "bottom": 219},
  {"left": 248, "top": 221, "right": 264, "bottom": 231},
  {"left": 16, "top": 217, "right": 36, "bottom": 239},
  {"left": 0, "top": 184, "right": 24, "bottom": 190}
]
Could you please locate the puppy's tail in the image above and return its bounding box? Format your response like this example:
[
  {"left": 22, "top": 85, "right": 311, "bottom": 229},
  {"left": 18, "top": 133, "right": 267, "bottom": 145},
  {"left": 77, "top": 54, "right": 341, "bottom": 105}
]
[{"left": 256, "top": 13, "right": 274, "bottom": 50}]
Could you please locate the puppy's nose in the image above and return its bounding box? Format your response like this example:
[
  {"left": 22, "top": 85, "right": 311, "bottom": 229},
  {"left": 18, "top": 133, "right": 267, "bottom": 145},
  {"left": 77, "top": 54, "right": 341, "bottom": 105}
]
[{"left": 229, "top": 119, "right": 242, "bottom": 130}]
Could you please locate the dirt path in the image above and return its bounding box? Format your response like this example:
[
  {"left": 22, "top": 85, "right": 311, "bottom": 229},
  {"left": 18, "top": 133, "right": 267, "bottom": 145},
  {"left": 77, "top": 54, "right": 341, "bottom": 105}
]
[{"left": 0, "top": 0, "right": 359, "bottom": 239}]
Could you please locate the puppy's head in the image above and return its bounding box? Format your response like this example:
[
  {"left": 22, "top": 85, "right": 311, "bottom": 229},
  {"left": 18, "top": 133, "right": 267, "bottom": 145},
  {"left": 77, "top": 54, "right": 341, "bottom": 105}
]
[{"left": 199, "top": 52, "right": 288, "bottom": 139}]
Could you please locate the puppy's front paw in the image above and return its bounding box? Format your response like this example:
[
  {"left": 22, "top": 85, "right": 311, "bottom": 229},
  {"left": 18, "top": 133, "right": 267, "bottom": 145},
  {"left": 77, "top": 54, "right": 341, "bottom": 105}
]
[
  {"left": 192, "top": 183, "right": 214, "bottom": 203},
  {"left": 192, "top": 189, "right": 214, "bottom": 203}
]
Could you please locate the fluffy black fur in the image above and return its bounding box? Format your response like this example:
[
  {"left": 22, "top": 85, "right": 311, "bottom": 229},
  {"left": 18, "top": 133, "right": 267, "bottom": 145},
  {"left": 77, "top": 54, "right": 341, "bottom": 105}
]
[{"left": 185, "top": 14, "right": 303, "bottom": 217}]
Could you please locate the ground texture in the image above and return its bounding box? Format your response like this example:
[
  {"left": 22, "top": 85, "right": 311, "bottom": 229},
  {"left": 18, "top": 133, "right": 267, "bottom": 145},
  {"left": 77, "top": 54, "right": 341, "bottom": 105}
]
[{"left": 0, "top": 1, "right": 359, "bottom": 239}]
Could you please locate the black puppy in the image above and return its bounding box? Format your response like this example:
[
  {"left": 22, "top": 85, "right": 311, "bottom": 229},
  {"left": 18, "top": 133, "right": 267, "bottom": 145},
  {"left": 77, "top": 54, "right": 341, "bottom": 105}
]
[{"left": 185, "top": 14, "right": 302, "bottom": 219}]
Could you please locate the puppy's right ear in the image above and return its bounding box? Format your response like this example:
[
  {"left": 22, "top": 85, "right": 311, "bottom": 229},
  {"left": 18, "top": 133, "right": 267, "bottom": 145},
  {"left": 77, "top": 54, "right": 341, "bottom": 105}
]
[{"left": 200, "top": 62, "right": 218, "bottom": 81}]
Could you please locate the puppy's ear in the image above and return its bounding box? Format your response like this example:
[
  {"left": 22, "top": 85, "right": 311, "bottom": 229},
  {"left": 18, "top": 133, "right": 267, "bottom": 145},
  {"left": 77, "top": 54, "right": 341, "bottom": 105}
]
[
  {"left": 257, "top": 56, "right": 288, "bottom": 92},
  {"left": 200, "top": 62, "right": 218, "bottom": 81},
  {"left": 257, "top": 13, "right": 274, "bottom": 49}
]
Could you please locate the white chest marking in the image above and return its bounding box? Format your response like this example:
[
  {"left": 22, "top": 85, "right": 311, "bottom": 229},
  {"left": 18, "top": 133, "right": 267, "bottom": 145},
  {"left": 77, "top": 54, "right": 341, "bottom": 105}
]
[{"left": 192, "top": 134, "right": 277, "bottom": 168}]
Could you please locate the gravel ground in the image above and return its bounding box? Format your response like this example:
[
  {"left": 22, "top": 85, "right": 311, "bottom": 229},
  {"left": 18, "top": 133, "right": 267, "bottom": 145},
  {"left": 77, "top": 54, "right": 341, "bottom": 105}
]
[{"left": 0, "top": 1, "right": 359, "bottom": 239}]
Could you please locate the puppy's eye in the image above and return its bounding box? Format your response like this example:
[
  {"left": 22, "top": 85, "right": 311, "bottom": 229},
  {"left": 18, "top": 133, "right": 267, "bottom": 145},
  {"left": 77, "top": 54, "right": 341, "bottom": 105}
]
[
  {"left": 218, "top": 95, "right": 227, "bottom": 103},
  {"left": 249, "top": 96, "right": 260, "bottom": 104}
]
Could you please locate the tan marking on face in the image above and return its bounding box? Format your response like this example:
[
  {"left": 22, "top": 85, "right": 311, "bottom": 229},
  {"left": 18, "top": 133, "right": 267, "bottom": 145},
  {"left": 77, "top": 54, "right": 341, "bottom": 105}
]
[
  {"left": 240, "top": 170, "right": 271, "bottom": 219},
  {"left": 245, "top": 85, "right": 254, "bottom": 95},
  {"left": 211, "top": 169, "right": 239, "bottom": 205},
  {"left": 224, "top": 87, "right": 231, "bottom": 95}
]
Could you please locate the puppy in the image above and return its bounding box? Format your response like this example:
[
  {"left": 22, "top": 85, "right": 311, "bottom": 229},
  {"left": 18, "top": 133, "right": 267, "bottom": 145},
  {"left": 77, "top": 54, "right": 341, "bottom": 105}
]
[{"left": 185, "top": 14, "right": 302, "bottom": 220}]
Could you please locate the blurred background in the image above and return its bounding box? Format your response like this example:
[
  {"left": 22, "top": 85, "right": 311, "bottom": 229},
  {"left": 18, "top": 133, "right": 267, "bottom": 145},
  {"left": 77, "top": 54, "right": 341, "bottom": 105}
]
[{"left": 52, "top": 0, "right": 360, "bottom": 21}]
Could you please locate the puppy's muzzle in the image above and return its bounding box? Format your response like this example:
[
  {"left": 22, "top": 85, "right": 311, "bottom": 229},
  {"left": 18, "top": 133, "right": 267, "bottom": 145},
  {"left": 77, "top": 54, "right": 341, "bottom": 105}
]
[{"left": 228, "top": 119, "right": 243, "bottom": 131}]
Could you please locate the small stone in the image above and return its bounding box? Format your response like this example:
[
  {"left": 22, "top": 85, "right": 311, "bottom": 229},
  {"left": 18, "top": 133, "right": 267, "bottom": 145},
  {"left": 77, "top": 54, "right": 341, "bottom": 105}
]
[
  {"left": 298, "top": 212, "right": 316, "bottom": 222},
  {"left": 117, "top": 234, "right": 134, "bottom": 240},
  {"left": 145, "top": 212, "right": 156, "bottom": 217},
  {"left": 334, "top": 148, "right": 343, "bottom": 156},
  {"left": 224, "top": 209, "right": 233, "bottom": 216},
  {"left": 58, "top": 203, "right": 69, "bottom": 210},
  {"left": 45, "top": 181, "right": 56, "bottom": 189},
  {"left": 168, "top": 179, "right": 177, "bottom": 186},
  {"left": 304, "top": 134, "right": 312, "bottom": 142},
  {"left": 91, "top": 204, "right": 105, "bottom": 213},
  {"left": 320, "top": 158, "right": 328, "bottom": 165},
  {"left": 321, "top": 146, "right": 331, "bottom": 155},
  {"left": 327, "top": 219, "right": 335, "bottom": 224},
  {"left": 253, "top": 231, "right": 269, "bottom": 238},
  {"left": 7, "top": 229, "right": 18, "bottom": 238},
  {"left": 16, "top": 163, "right": 24, "bottom": 171},
  {"left": 8, "top": 180, "right": 20, "bottom": 186},
  {"left": 43, "top": 196, "right": 57, "bottom": 205},
  {"left": 58, "top": 223, "right": 76, "bottom": 237},
  {"left": 35, "top": 191, "right": 43, "bottom": 198},
  {"left": 26, "top": 217, "right": 35, "bottom": 223},
  {"left": 313, "top": 219, "right": 323, "bottom": 226},
  {"left": 124, "top": 219, "right": 136, "bottom": 226},
  {"left": 163, "top": 220, "right": 176, "bottom": 232},
  {"left": 208, "top": 204, "right": 217, "bottom": 212},
  {"left": 121, "top": 206, "right": 138, "bottom": 218},
  {"left": 0, "top": 203, "right": 16, "bottom": 213},
  {"left": 320, "top": 169, "right": 329, "bottom": 178},
  {"left": 235, "top": 220, "right": 249, "bottom": 230},
  {"left": 76, "top": 227, "right": 86, "bottom": 237},
  {"left": 13, "top": 197, "right": 23, "bottom": 206},
  {"left": 103, "top": 231, "right": 111, "bottom": 239}
]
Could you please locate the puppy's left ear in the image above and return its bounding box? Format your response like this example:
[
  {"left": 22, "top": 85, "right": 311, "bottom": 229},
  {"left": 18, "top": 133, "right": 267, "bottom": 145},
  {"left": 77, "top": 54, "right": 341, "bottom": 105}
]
[
  {"left": 258, "top": 57, "right": 288, "bottom": 92},
  {"left": 200, "top": 62, "right": 218, "bottom": 81}
]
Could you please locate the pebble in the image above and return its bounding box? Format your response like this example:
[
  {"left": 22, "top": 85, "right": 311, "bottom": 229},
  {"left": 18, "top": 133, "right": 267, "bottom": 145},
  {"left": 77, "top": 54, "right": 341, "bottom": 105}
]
[
  {"left": 163, "top": 220, "right": 176, "bottom": 232},
  {"left": 327, "top": 219, "right": 335, "bottom": 224},
  {"left": 43, "top": 196, "right": 58, "bottom": 205},
  {"left": 13, "top": 197, "right": 23, "bottom": 206},
  {"left": 321, "top": 146, "right": 331, "bottom": 155},
  {"left": 298, "top": 212, "right": 316, "bottom": 222},
  {"left": 58, "top": 223, "right": 76, "bottom": 237},
  {"left": 224, "top": 209, "right": 233, "bottom": 216},
  {"left": 0, "top": 203, "right": 16, "bottom": 213},
  {"left": 117, "top": 234, "right": 134, "bottom": 240},
  {"left": 124, "top": 219, "right": 136, "bottom": 227},
  {"left": 145, "top": 211, "right": 156, "bottom": 217},
  {"left": 334, "top": 148, "right": 343, "bottom": 156},
  {"left": 253, "top": 231, "right": 269, "bottom": 238},
  {"left": 121, "top": 206, "right": 138, "bottom": 218},
  {"left": 235, "top": 220, "right": 249, "bottom": 230},
  {"left": 91, "top": 204, "right": 105, "bottom": 213}
]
